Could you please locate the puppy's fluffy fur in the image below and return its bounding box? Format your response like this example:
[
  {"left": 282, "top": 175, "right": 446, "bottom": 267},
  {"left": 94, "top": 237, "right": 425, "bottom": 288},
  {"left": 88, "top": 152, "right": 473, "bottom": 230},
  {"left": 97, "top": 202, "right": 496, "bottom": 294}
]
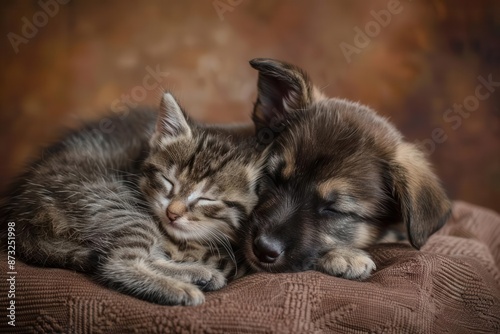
[{"left": 244, "top": 58, "right": 451, "bottom": 280}]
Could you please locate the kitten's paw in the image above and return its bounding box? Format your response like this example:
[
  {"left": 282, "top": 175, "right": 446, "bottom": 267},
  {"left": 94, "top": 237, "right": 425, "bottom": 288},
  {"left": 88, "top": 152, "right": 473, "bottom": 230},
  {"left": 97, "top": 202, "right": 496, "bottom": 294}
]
[
  {"left": 151, "top": 259, "right": 228, "bottom": 291},
  {"left": 316, "top": 248, "right": 375, "bottom": 280},
  {"left": 193, "top": 267, "right": 227, "bottom": 292},
  {"left": 172, "top": 283, "right": 205, "bottom": 306}
]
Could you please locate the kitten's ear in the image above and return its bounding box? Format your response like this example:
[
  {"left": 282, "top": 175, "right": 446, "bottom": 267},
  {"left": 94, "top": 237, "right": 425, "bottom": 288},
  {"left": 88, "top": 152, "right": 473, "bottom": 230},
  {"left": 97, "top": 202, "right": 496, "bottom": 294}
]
[
  {"left": 391, "top": 143, "right": 452, "bottom": 249},
  {"left": 249, "top": 58, "right": 321, "bottom": 131},
  {"left": 152, "top": 93, "right": 192, "bottom": 146}
]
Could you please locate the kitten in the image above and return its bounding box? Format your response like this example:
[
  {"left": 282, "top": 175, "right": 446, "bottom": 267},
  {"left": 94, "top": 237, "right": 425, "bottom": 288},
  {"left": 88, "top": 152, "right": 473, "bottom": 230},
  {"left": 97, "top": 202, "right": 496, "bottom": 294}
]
[{"left": 0, "top": 93, "right": 263, "bottom": 305}]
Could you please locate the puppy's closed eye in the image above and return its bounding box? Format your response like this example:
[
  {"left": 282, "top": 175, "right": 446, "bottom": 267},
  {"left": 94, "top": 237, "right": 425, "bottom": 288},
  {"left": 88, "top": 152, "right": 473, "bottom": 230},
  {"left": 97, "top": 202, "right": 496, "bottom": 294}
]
[{"left": 320, "top": 206, "right": 345, "bottom": 216}]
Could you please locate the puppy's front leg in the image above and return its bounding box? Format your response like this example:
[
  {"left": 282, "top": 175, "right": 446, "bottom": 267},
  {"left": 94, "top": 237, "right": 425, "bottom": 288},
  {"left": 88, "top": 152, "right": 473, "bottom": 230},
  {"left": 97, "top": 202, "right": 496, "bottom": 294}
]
[{"left": 316, "top": 247, "right": 376, "bottom": 280}]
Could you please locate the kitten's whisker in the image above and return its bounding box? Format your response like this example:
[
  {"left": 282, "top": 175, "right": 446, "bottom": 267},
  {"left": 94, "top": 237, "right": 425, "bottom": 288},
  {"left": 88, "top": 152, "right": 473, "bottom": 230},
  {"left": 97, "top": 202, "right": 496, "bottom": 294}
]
[
  {"left": 204, "top": 230, "right": 221, "bottom": 259},
  {"left": 191, "top": 229, "right": 217, "bottom": 257},
  {"left": 207, "top": 229, "right": 237, "bottom": 275}
]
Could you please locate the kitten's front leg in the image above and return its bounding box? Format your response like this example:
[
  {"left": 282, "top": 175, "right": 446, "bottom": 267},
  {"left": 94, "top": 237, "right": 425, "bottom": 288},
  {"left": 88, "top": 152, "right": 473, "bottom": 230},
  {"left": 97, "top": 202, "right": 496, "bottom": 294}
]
[
  {"left": 150, "top": 259, "right": 227, "bottom": 291},
  {"left": 97, "top": 220, "right": 216, "bottom": 305},
  {"left": 99, "top": 255, "right": 206, "bottom": 306},
  {"left": 316, "top": 247, "right": 376, "bottom": 280}
]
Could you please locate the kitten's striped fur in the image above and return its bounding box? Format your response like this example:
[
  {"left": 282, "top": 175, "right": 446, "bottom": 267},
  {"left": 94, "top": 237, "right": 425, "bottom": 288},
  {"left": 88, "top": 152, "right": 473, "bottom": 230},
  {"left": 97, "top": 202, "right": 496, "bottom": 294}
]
[{"left": 0, "top": 93, "right": 263, "bottom": 305}]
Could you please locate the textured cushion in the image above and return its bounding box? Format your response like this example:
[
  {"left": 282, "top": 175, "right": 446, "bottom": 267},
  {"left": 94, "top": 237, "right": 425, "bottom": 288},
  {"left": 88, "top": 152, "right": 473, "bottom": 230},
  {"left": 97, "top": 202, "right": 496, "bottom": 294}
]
[{"left": 1, "top": 201, "right": 499, "bottom": 333}]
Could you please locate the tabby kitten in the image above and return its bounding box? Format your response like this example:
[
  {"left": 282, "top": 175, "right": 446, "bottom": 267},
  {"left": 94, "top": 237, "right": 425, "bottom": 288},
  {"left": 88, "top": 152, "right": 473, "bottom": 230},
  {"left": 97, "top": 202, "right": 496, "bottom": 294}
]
[{"left": 1, "top": 93, "right": 263, "bottom": 305}]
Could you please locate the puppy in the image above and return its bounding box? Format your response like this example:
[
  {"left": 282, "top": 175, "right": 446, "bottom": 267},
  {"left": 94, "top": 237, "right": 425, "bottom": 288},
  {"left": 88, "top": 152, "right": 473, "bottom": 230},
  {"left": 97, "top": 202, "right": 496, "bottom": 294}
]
[{"left": 244, "top": 58, "right": 451, "bottom": 280}]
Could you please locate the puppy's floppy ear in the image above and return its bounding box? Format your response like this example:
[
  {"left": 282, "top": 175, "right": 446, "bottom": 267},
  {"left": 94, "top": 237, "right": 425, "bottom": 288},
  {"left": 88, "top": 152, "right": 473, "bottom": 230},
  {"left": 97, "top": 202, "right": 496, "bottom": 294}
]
[
  {"left": 391, "top": 143, "right": 452, "bottom": 249},
  {"left": 249, "top": 58, "right": 317, "bottom": 131}
]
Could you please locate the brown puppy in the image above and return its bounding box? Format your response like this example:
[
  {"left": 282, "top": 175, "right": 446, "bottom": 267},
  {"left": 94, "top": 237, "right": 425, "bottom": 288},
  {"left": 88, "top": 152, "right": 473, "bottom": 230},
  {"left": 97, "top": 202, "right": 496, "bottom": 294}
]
[{"left": 244, "top": 58, "right": 451, "bottom": 280}]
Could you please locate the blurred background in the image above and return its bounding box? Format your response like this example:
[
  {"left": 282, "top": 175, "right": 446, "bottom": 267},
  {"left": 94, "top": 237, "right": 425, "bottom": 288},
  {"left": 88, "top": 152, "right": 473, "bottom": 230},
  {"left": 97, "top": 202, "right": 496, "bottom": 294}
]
[{"left": 1, "top": 0, "right": 499, "bottom": 211}]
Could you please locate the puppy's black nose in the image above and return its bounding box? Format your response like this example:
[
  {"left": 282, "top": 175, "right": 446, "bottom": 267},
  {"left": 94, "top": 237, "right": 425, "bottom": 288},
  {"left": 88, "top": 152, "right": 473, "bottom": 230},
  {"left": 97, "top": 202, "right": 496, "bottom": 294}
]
[{"left": 253, "top": 235, "right": 284, "bottom": 263}]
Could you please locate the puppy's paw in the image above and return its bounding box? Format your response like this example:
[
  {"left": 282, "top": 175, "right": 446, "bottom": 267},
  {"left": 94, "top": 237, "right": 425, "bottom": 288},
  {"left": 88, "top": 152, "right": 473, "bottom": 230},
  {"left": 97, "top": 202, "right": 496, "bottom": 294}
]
[{"left": 316, "top": 248, "right": 375, "bottom": 280}]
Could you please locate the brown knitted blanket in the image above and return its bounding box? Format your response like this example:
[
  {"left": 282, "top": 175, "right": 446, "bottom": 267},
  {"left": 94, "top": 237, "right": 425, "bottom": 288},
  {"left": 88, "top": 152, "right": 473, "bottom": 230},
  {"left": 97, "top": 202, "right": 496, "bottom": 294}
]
[{"left": 1, "top": 201, "right": 499, "bottom": 333}]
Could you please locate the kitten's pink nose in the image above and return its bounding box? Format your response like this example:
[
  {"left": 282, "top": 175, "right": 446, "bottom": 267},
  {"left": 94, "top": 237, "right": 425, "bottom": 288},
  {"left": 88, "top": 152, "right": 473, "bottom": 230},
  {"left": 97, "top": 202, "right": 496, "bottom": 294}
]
[
  {"left": 167, "top": 211, "right": 179, "bottom": 221},
  {"left": 166, "top": 201, "right": 186, "bottom": 221}
]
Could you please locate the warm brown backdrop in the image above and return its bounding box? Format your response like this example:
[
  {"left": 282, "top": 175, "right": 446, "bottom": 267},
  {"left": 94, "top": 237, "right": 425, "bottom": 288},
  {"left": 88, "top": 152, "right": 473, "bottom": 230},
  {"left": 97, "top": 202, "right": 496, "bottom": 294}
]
[{"left": 1, "top": 0, "right": 499, "bottom": 211}]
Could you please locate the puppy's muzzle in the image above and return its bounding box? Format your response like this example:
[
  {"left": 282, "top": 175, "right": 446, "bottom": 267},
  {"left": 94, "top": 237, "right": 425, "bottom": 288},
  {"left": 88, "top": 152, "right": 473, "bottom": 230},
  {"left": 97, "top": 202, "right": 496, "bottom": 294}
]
[{"left": 252, "top": 235, "right": 284, "bottom": 263}]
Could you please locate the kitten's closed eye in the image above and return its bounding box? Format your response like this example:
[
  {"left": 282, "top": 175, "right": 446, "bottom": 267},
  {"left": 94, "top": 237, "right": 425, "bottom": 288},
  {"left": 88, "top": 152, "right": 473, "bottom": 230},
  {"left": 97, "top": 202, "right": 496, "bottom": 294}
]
[
  {"left": 197, "top": 198, "right": 217, "bottom": 206},
  {"left": 161, "top": 175, "right": 174, "bottom": 193}
]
